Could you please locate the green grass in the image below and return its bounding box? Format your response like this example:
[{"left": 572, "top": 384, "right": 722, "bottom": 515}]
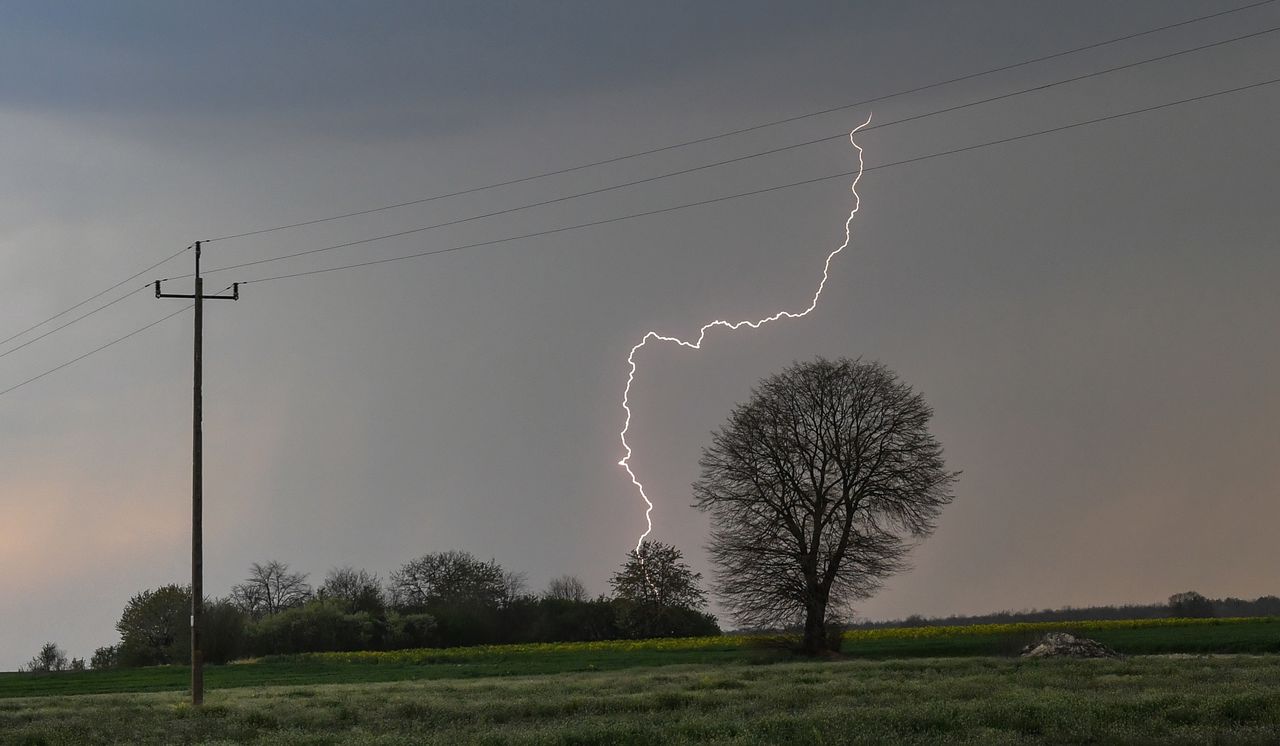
[
  {"left": 841, "top": 617, "right": 1280, "bottom": 659},
  {"left": 3, "top": 617, "right": 1277, "bottom": 700},
  {"left": 4, "top": 655, "right": 1280, "bottom": 744},
  {"left": 0, "top": 647, "right": 760, "bottom": 699}
]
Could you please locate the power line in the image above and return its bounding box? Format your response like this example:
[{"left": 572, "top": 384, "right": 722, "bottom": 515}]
[
  {"left": 0, "top": 305, "right": 191, "bottom": 399},
  {"left": 0, "top": 286, "right": 147, "bottom": 362},
  {"left": 234, "top": 75, "right": 1280, "bottom": 287},
  {"left": 0, "top": 284, "right": 236, "bottom": 401},
  {"left": 0, "top": 245, "right": 189, "bottom": 351},
  {"left": 7, "top": 76, "right": 1275, "bottom": 401},
  {"left": 202, "top": 0, "right": 1279, "bottom": 243},
  {"left": 188, "top": 24, "right": 1280, "bottom": 282}
]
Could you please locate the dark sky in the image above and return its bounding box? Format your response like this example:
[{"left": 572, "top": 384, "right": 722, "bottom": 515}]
[{"left": 2, "top": 1, "right": 1278, "bottom": 669}]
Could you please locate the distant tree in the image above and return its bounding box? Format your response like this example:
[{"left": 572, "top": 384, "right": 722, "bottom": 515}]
[
  {"left": 527, "top": 596, "right": 620, "bottom": 642},
  {"left": 69, "top": 658, "right": 86, "bottom": 672},
  {"left": 22, "top": 642, "right": 69, "bottom": 673},
  {"left": 389, "top": 550, "right": 508, "bottom": 610},
  {"left": 90, "top": 645, "right": 120, "bottom": 670},
  {"left": 319, "top": 567, "right": 386, "bottom": 615},
  {"left": 117, "top": 585, "right": 190, "bottom": 666},
  {"left": 502, "top": 570, "right": 530, "bottom": 606},
  {"left": 544, "top": 575, "right": 589, "bottom": 603},
  {"left": 385, "top": 611, "right": 439, "bottom": 649},
  {"left": 610, "top": 541, "right": 718, "bottom": 639},
  {"left": 610, "top": 541, "right": 708, "bottom": 610},
  {"left": 231, "top": 561, "right": 313, "bottom": 618},
  {"left": 1169, "top": 591, "right": 1215, "bottom": 618},
  {"left": 203, "top": 598, "right": 250, "bottom": 664},
  {"left": 693, "top": 357, "right": 957, "bottom": 654},
  {"left": 245, "top": 599, "right": 381, "bottom": 655}
]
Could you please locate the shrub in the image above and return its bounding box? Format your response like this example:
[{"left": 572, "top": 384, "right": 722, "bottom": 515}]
[
  {"left": 91, "top": 645, "right": 120, "bottom": 670},
  {"left": 117, "top": 585, "right": 190, "bottom": 666},
  {"left": 22, "top": 642, "right": 70, "bottom": 673},
  {"left": 614, "top": 600, "right": 721, "bottom": 639},
  {"left": 246, "top": 599, "right": 380, "bottom": 655},
  {"left": 525, "top": 598, "right": 620, "bottom": 642},
  {"left": 203, "top": 598, "right": 249, "bottom": 663},
  {"left": 386, "top": 612, "right": 438, "bottom": 649}
]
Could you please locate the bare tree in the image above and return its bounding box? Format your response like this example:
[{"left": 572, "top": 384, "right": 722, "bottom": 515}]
[
  {"left": 230, "top": 561, "right": 312, "bottom": 618},
  {"left": 544, "top": 575, "right": 589, "bottom": 602},
  {"left": 694, "top": 357, "right": 957, "bottom": 654},
  {"left": 502, "top": 570, "right": 529, "bottom": 606}
]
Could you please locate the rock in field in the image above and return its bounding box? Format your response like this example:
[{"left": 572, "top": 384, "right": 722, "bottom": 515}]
[{"left": 1020, "top": 632, "right": 1121, "bottom": 659}]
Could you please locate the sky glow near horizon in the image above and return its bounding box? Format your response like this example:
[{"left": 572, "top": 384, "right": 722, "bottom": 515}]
[{"left": 1, "top": 1, "right": 1278, "bottom": 669}]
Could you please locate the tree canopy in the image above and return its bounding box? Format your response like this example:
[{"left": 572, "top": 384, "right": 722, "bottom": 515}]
[
  {"left": 230, "top": 561, "right": 313, "bottom": 618},
  {"left": 389, "top": 550, "right": 510, "bottom": 610},
  {"left": 694, "top": 357, "right": 956, "bottom": 653}
]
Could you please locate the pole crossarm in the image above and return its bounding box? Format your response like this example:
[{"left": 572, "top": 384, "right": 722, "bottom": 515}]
[{"left": 155, "top": 280, "right": 239, "bottom": 300}]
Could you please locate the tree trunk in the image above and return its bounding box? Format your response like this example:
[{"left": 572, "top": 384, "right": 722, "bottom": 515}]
[{"left": 801, "top": 596, "right": 829, "bottom": 655}]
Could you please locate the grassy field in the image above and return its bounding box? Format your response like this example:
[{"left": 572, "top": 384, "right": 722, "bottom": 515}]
[
  {"left": 4, "top": 655, "right": 1280, "bottom": 744},
  {"left": 3, "top": 616, "right": 1277, "bottom": 700},
  {"left": 3, "top": 617, "right": 1278, "bottom": 743}
]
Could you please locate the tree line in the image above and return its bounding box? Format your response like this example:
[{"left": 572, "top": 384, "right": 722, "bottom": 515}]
[
  {"left": 52, "top": 541, "right": 717, "bottom": 671},
  {"left": 28, "top": 356, "right": 963, "bottom": 668},
  {"left": 21, "top": 356, "right": 1280, "bottom": 673},
  {"left": 848, "top": 591, "right": 1280, "bottom": 630}
]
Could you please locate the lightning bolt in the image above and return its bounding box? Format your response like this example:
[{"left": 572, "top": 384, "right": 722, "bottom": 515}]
[{"left": 617, "top": 114, "right": 872, "bottom": 568}]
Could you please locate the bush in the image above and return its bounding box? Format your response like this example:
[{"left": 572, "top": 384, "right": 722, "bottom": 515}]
[
  {"left": 386, "top": 612, "right": 438, "bottom": 649},
  {"left": 246, "top": 600, "right": 382, "bottom": 655},
  {"left": 117, "top": 585, "right": 190, "bottom": 667},
  {"left": 22, "top": 642, "right": 70, "bottom": 673},
  {"left": 525, "top": 598, "right": 620, "bottom": 643},
  {"left": 91, "top": 645, "right": 120, "bottom": 670},
  {"left": 614, "top": 601, "right": 721, "bottom": 639},
  {"left": 203, "top": 598, "right": 249, "bottom": 663},
  {"left": 427, "top": 603, "right": 501, "bottom": 648}
]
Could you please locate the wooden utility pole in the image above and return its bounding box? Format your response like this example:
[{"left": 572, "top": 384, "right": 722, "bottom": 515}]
[{"left": 155, "top": 240, "right": 238, "bottom": 706}]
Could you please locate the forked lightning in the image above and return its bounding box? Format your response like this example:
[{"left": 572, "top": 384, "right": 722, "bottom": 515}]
[{"left": 617, "top": 114, "right": 874, "bottom": 560}]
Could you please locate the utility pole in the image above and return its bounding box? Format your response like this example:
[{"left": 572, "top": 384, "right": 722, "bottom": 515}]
[{"left": 155, "top": 240, "right": 238, "bottom": 706}]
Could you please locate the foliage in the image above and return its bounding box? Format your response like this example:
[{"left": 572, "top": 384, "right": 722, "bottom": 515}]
[
  {"left": 90, "top": 646, "right": 119, "bottom": 671},
  {"left": 1169, "top": 590, "right": 1215, "bottom": 618},
  {"left": 117, "top": 585, "right": 191, "bottom": 667},
  {"left": 202, "top": 598, "right": 249, "bottom": 664},
  {"left": 525, "top": 597, "right": 618, "bottom": 642},
  {"left": 21, "top": 642, "right": 69, "bottom": 673},
  {"left": 389, "top": 550, "right": 510, "bottom": 611},
  {"left": 607, "top": 541, "right": 715, "bottom": 640},
  {"left": 694, "top": 357, "right": 957, "bottom": 654},
  {"left": 385, "top": 612, "right": 439, "bottom": 649},
  {"left": 230, "top": 560, "right": 312, "bottom": 619},
  {"left": 853, "top": 593, "right": 1280, "bottom": 628},
  {"left": 614, "top": 600, "right": 721, "bottom": 640},
  {"left": 246, "top": 599, "right": 380, "bottom": 655},
  {"left": 610, "top": 540, "right": 708, "bottom": 610},
  {"left": 114, "top": 587, "right": 249, "bottom": 666},
  {"left": 318, "top": 566, "right": 387, "bottom": 615}
]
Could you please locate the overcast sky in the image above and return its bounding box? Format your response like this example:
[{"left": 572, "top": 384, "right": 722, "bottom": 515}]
[{"left": 2, "top": 1, "right": 1278, "bottom": 670}]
